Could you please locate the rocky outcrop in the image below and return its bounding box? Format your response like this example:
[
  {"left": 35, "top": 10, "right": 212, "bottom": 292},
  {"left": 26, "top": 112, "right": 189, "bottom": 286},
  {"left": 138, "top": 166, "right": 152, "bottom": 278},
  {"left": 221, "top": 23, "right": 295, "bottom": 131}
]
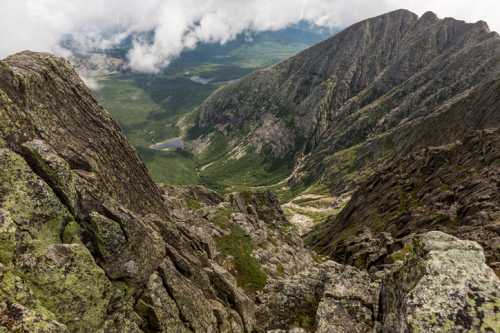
[
  {"left": 307, "top": 129, "right": 500, "bottom": 275},
  {"left": 0, "top": 51, "right": 254, "bottom": 332},
  {"left": 379, "top": 231, "right": 500, "bottom": 332},
  {"left": 259, "top": 231, "right": 500, "bottom": 332},
  {"left": 165, "top": 188, "right": 313, "bottom": 285},
  {"left": 257, "top": 261, "right": 379, "bottom": 332}
]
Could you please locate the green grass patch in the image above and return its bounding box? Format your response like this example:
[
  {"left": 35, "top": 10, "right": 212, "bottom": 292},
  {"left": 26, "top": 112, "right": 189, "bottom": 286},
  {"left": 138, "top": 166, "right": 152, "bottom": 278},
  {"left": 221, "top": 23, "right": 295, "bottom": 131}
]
[
  {"left": 137, "top": 147, "right": 199, "bottom": 185},
  {"left": 211, "top": 208, "right": 234, "bottom": 229},
  {"left": 292, "top": 310, "right": 317, "bottom": 330},
  {"left": 229, "top": 41, "right": 311, "bottom": 68},
  {"left": 216, "top": 225, "right": 267, "bottom": 293},
  {"left": 96, "top": 76, "right": 163, "bottom": 128},
  {"left": 200, "top": 151, "right": 293, "bottom": 189}
]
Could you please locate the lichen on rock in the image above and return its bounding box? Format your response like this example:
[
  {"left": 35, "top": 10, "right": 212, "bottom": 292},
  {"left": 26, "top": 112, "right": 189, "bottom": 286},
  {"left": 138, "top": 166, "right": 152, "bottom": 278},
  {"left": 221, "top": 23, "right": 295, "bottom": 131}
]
[{"left": 379, "top": 231, "right": 500, "bottom": 332}]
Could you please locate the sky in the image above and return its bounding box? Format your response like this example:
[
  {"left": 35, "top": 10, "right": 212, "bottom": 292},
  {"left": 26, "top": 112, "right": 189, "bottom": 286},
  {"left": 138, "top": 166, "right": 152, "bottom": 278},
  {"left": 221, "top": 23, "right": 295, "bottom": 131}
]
[{"left": 1, "top": 0, "right": 499, "bottom": 73}]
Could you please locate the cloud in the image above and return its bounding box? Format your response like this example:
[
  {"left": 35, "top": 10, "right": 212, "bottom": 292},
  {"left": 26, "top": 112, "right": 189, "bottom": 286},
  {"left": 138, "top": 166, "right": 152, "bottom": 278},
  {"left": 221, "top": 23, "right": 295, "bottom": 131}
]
[
  {"left": 1, "top": 0, "right": 499, "bottom": 73},
  {"left": 79, "top": 71, "right": 101, "bottom": 90}
]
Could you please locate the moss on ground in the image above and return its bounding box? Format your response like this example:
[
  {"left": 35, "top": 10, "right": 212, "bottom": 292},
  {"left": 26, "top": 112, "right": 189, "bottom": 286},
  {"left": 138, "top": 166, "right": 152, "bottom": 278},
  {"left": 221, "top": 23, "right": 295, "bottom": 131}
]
[
  {"left": 390, "top": 243, "right": 414, "bottom": 263},
  {"left": 293, "top": 310, "right": 316, "bottom": 330},
  {"left": 211, "top": 208, "right": 233, "bottom": 229},
  {"left": 216, "top": 225, "right": 267, "bottom": 293}
]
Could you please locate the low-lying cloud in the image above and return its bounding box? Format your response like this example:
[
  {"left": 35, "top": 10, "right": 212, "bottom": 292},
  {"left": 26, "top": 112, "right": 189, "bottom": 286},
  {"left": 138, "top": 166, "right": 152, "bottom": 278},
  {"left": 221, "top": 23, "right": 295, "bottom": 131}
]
[{"left": 1, "top": 0, "right": 499, "bottom": 73}]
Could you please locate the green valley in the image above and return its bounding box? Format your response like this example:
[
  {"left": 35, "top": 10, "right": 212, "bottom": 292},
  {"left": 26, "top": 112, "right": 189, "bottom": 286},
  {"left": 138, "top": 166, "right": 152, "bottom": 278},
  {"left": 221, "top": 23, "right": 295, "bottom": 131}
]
[{"left": 94, "top": 26, "right": 331, "bottom": 188}]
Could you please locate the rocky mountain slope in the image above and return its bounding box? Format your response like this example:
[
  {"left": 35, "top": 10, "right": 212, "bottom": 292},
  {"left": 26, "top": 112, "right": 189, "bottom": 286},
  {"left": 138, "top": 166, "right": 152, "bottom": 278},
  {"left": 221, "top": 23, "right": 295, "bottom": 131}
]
[
  {"left": 1, "top": 12, "right": 500, "bottom": 333},
  {"left": 191, "top": 9, "right": 500, "bottom": 194},
  {"left": 306, "top": 128, "right": 500, "bottom": 275}
]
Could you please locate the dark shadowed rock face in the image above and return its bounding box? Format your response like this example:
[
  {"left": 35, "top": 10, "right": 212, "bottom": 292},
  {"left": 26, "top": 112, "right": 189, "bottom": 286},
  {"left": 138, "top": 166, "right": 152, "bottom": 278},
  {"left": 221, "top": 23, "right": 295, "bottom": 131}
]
[
  {"left": 193, "top": 9, "right": 500, "bottom": 192},
  {"left": 0, "top": 51, "right": 255, "bottom": 332}
]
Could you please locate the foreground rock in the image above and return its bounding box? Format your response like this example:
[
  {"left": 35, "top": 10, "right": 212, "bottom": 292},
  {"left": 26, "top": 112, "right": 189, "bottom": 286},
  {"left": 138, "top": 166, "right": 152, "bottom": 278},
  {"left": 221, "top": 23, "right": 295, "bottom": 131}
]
[
  {"left": 0, "top": 51, "right": 254, "bottom": 332},
  {"left": 379, "top": 232, "right": 500, "bottom": 332},
  {"left": 259, "top": 231, "right": 500, "bottom": 332},
  {"left": 257, "top": 261, "right": 379, "bottom": 332}
]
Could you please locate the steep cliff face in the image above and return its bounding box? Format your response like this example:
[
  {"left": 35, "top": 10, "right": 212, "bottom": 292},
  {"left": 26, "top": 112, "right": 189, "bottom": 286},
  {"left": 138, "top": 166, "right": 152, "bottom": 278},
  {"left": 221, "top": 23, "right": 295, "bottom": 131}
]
[
  {"left": 0, "top": 52, "right": 165, "bottom": 217},
  {"left": 192, "top": 9, "right": 500, "bottom": 192},
  {"left": 0, "top": 52, "right": 255, "bottom": 332}
]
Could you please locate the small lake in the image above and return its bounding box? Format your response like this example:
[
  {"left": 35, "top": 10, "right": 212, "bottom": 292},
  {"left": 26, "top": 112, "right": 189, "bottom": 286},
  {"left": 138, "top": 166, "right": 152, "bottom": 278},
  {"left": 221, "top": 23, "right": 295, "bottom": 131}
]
[{"left": 150, "top": 137, "right": 184, "bottom": 150}]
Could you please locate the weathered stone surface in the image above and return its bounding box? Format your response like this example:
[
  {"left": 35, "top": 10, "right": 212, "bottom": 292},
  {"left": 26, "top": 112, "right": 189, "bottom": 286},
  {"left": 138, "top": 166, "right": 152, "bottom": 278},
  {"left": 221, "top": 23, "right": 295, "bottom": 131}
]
[
  {"left": 378, "top": 231, "right": 500, "bottom": 332},
  {"left": 315, "top": 264, "right": 378, "bottom": 333},
  {"left": 21, "top": 139, "right": 78, "bottom": 214},
  {"left": 0, "top": 147, "right": 112, "bottom": 332},
  {"left": 0, "top": 301, "right": 69, "bottom": 333},
  {"left": 0, "top": 51, "right": 255, "bottom": 332},
  {"left": 89, "top": 209, "right": 166, "bottom": 283},
  {"left": 257, "top": 261, "right": 378, "bottom": 332},
  {"left": 206, "top": 263, "right": 256, "bottom": 332}
]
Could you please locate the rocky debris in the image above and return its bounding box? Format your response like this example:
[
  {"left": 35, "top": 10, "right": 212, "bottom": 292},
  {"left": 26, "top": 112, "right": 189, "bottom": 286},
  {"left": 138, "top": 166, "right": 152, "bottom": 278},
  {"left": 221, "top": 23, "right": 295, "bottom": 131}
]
[
  {"left": 307, "top": 129, "right": 500, "bottom": 275},
  {"left": 225, "top": 191, "right": 313, "bottom": 278},
  {"left": 259, "top": 231, "right": 500, "bottom": 332},
  {"left": 283, "top": 193, "right": 351, "bottom": 235},
  {"left": 161, "top": 184, "right": 223, "bottom": 210},
  {"left": 378, "top": 231, "right": 500, "bottom": 332},
  {"left": 230, "top": 191, "right": 288, "bottom": 227},
  {"left": 167, "top": 188, "right": 313, "bottom": 285}
]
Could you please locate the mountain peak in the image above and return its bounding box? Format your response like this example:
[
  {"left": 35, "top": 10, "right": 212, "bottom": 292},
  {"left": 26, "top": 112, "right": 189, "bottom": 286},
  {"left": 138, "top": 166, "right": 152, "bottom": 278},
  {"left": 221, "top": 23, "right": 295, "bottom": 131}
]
[
  {"left": 475, "top": 20, "right": 491, "bottom": 33},
  {"left": 419, "top": 11, "right": 439, "bottom": 24},
  {"left": 384, "top": 8, "right": 417, "bottom": 17},
  {"left": 354, "top": 8, "right": 418, "bottom": 28}
]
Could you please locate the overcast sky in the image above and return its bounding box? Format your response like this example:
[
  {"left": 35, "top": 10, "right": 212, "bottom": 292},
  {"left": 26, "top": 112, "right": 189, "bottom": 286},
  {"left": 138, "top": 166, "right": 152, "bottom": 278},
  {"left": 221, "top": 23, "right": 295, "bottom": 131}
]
[{"left": 1, "top": 0, "right": 498, "bottom": 72}]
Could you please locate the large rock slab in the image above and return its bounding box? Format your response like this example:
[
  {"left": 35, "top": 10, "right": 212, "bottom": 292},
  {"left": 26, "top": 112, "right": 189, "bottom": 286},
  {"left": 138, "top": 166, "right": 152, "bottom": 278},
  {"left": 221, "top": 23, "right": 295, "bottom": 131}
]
[{"left": 379, "top": 231, "right": 500, "bottom": 332}]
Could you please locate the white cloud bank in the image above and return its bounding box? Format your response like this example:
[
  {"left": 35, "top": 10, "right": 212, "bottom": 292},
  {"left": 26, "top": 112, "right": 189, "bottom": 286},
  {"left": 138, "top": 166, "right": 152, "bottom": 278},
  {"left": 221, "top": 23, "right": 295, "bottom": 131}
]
[{"left": 1, "top": 0, "right": 499, "bottom": 73}]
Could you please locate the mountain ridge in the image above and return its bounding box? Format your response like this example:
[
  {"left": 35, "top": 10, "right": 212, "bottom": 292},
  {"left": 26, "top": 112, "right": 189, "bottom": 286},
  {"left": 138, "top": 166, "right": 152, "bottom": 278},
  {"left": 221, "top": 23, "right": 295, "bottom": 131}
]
[{"left": 190, "top": 9, "right": 500, "bottom": 193}]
